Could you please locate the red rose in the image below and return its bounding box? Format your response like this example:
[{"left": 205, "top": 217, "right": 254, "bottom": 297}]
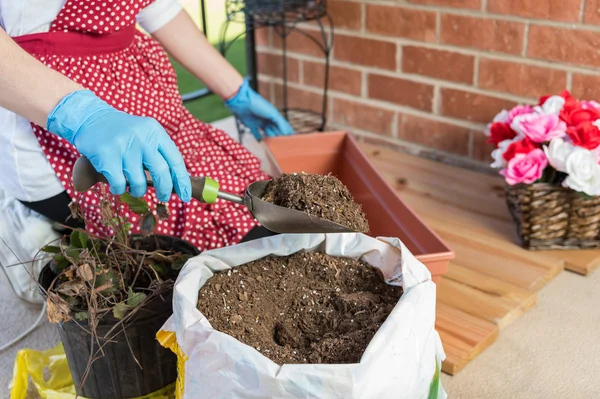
[
  {"left": 503, "top": 138, "right": 539, "bottom": 161},
  {"left": 560, "top": 102, "right": 600, "bottom": 127},
  {"left": 567, "top": 121, "right": 600, "bottom": 150},
  {"left": 488, "top": 122, "right": 517, "bottom": 147}
]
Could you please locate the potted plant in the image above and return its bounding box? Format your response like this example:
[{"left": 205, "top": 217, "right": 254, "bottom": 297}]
[
  {"left": 485, "top": 90, "right": 600, "bottom": 250},
  {"left": 38, "top": 185, "right": 199, "bottom": 399}
]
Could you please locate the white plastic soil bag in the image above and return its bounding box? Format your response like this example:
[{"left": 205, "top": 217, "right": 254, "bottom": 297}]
[{"left": 158, "top": 233, "right": 447, "bottom": 399}]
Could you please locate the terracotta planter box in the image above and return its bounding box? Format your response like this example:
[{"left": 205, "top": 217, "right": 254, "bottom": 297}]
[{"left": 263, "top": 131, "right": 454, "bottom": 285}]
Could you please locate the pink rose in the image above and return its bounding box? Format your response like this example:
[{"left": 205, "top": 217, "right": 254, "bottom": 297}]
[
  {"left": 500, "top": 149, "right": 548, "bottom": 185},
  {"left": 513, "top": 113, "right": 567, "bottom": 143},
  {"left": 507, "top": 105, "right": 534, "bottom": 124},
  {"left": 581, "top": 100, "right": 600, "bottom": 111}
]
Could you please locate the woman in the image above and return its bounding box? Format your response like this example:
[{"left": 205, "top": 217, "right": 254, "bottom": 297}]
[{"left": 0, "top": 0, "right": 292, "bottom": 251}]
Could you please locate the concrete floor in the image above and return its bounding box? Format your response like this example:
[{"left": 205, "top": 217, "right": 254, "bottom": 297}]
[{"left": 2, "top": 118, "right": 599, "bottom": 398}]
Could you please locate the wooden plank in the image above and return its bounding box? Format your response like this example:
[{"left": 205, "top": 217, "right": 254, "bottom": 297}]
[
  {"left": 537, "top": 250, "right": 600, "bottom": 276},
  {"left": 436, "top": 302, "right": 499, "bottom": 375},
  {"left": 439, "top": 265, "right": 538, "bottom": 329}
]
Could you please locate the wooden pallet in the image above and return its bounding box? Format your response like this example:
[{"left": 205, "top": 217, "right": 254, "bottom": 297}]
[{"left": 360, "top": 142, "right": 600, "bottom": 374}]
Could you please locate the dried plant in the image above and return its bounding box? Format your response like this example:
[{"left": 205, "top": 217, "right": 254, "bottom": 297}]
[{"left": 39, "top": 184, "right": 194, "bottom": 386}]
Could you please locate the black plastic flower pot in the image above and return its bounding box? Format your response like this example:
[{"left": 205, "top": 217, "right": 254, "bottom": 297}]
[{"left": 39, "top": 235, "right": 199, "bottom": 399}]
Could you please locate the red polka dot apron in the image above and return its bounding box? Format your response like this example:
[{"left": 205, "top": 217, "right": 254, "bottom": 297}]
[{"left": 12, "top": 0, "right": 269, "bottom": 251}]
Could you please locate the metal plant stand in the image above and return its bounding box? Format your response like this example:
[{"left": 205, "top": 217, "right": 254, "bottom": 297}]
[{"left": 219, "top": 0, "right": 334, "bottom": 142}]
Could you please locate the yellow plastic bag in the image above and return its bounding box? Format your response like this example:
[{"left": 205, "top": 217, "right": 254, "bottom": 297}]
[{"left": 10, "top": 343, "right": 175, "bottom": 399}]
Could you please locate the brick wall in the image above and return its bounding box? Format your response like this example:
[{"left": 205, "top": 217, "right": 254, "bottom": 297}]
[{"left": 254, "top": 0, "right": 600, "bottom": 170}]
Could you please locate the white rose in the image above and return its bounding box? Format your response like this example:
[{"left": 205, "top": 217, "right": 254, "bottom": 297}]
[
  {"left": 484, "top": 110, "right": 510, "bottom": 137},
  {"left": 490, "top": 137, "right": 519, "bottom": 169},
  {"left": 543, "top": 137, "right": 574, "bottom": 173},
  {"left": 563, "top": 147, "right": 600, "bottom": 196},
  {"left": 534, "top": 95, "right": 566, "bottom": 115}
]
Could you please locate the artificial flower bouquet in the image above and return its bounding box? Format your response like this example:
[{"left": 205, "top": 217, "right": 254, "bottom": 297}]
[{"left": 486, "top": 90, "right": 600, "bottom": 250}]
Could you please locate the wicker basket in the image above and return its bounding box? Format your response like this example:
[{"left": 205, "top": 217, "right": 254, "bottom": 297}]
[{"left": 505, "top": 183, "right": 600, "bottom": 250}]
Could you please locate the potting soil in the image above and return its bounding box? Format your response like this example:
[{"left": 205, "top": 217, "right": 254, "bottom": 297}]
[
  {"left": 262, "top": 173, "right": 370, "bottom": 233},
  {"left": 197, "top": 252, "right": 402, "bottom": 364}
]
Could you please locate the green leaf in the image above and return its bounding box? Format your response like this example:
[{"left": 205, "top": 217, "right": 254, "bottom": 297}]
[
  {"left": 150, "top": 264, "right": 166, "bottom": 276},
  {"left": 75, "top": 312, "right": 88, "bottom": 321},
  {"left": 51, "top": 254, "right": 70, "bottom": 273},
  {"left": 65, "top": 248, "right": 81, "bottom": 261},
  {"left": 113, "top": 302, "right": 130, "bottom": 320},
  {"left": 70, "top": 231, "right": 82, "bottom": 249},
  {"left": 43, "top": 245, "right": 62, "bottom": 254},
  {"left": 139, "top": 212, "right": 157, "bottom": 236},
  {"left": 120, "top": 192, "right": 150, "bottom": 215},
  {"left": 578, "top": 192, "right": 595, "bottom": 200},
  {"left": 171, "top": 254, "right": 194, "bottom": 271},
  {"left": 126, "top": 287, "right": 147, "bottom": 308}
]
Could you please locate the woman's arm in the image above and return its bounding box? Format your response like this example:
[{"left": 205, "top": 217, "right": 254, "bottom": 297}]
[
  {"left": 151, "top": 10, "right": 244, "bottom": 100},
  {"left": 0, "top": 27, "right": 191, "bottom": 202},
  {"left": 0, "top": 27, "right": 84, "bottom": 126}
]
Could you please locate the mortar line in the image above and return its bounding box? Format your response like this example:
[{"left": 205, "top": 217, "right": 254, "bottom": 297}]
[
  {"left": 522, "top": 23, "right": 530, "bottom": 57},
  {"left": 260, "top": 76, "right": 489, "bottom": 130},
  {"left": 473, "top": 54, "right": 481, "bottom": 87},
  {"left": 396, "top": 42, "right": 403, "bottom": 73},
  {"left": 481, "top": 0, "right": 488, "bottom": 11},
  {"left": 436, "top": 11, "right": 441, "bottom": 44},
  {"left": 361, "top": 71, "right": 368, "bottom": 98},
  {"left": 258, "top": 39, "right": 600, "bottom": 75},
  {"left": 432, "top": 86, "right": 441, "bottom": 115},
  {"left": 580, "top": 0, "right": 588, "bottom": 22},
  {"left": 566, "top": 71, "right": 574, "bottom": 91},
  {"left": 361, "top": 2, "right": 366, "bottom": 33}
]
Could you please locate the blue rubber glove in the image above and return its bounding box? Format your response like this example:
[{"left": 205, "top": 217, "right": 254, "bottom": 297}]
[
  {"left": 225, "top": 79, "right": 294, "bottom": 141},
  {"left": 47, "top": 90, "right": 191, "bottom": 203}
]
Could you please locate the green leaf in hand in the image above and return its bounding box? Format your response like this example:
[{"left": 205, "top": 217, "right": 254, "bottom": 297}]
[{"left": 120, "top": 192, "right": 150, "bottom": 215}]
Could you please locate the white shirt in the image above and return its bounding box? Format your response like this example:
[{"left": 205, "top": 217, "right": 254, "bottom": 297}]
[{"left": 0, "top": 0, "right": 182, "bottom": 201}]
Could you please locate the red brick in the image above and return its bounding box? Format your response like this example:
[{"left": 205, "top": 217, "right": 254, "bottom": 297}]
[
  {"left": 255, "top": 28, "right": 270, "bottom": 47},
  {"left": 332, "top": 98, "right": 395, "bottom": 135},
  {"left": 409, "top": 0, "right": 480, "bottom": 9},
  {"left": 272, "top": 30, "right": 326, "bottom": 57},
  {"left": 441, "top": 88, "right": 518, "bottom": 123},
  {"left": 584, "top": 0, "right": 600, "bottom": 24},
  {"left": 328, "top": 0, "right": 362, "bottom": 30},
  {"left": 572, "top": 74, "right": 600, "bottom": 100},
  {"left": 303, "top": 62, "right": 362, "bottom": 96},
  {"left": 257, "top": 52, "right": 300, "bottom": 82},
  {"left": 478, "top": 58, "right": 567, "bottom": 97},
  {"left": 527, "top": 25, "right": 600, "bottom": 68},
  {"left": 488, "top": 0, "right": 582, "bottom": 22},
  {"left": 257, "top": 79, "right": 273, "bottom": 102},
  {"left": 366, "top": 5, "right": 437, "bottom": 42},
  {"left": 273, "top": 84, "right": 324, "bottom": 114},
  {"left": 440, "top": 14, "right": 525, "bottom": 55},
  {"left": 368, "top": 74, "right": 434, "bottom": 111},
  {"left": 334, "top": 35, "right": 397, "bottom": 70},
  {"left": 398, "top": 115, "right": 471, "bottom": 156},
  {"left": 472, "top": 131, "right": 496, "bottom": 162},
  {"left": 402, "top": 46, "right": 475, "bottom": 84}
]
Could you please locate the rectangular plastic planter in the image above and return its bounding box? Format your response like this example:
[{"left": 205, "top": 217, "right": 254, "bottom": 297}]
[{"left": 263, "top": 131, "right": 454, "bottom": 285}]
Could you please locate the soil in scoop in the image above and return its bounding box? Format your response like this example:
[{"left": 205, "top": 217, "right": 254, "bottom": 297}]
[
  {"left": 262, "top": 173, "right": 370, "bottom": 233},
  {"left": 197, "top": 252, "right": 403, "bottom": 364}
]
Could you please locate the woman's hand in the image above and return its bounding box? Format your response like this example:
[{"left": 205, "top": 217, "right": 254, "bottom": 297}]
[
  {"left": 151, "top": 11, "right": 294, "bottom": 140},
  {"left": 47, "top": 90, "right": 192, "bottom": 202},
  {"left": 225, "top": 79, "right": 294, "bottom": 141}
]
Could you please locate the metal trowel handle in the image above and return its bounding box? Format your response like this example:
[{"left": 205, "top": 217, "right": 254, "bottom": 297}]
[{"left": 72, "top": 156, "right": 244, "bottom": 205}]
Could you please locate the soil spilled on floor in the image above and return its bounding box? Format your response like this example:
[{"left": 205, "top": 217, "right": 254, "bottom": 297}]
[
  {"left": 197, "top": 252, "right": 402, "bottom": 364},
  {"left": 262, "top": 173, "right": 370, "bottom": 233}
]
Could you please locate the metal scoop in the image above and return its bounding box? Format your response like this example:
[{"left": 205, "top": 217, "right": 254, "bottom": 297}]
[{"left": 71, "top": 156, "right": 354, "bottom": 234}]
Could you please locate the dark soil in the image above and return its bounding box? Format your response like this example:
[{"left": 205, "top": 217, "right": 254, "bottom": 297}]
[
  {"left": 197, "top": 252, "right": 402, "bottom": 365},
  {"left": 262, "top": 173, "right": 370, "bottom": 233}
]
